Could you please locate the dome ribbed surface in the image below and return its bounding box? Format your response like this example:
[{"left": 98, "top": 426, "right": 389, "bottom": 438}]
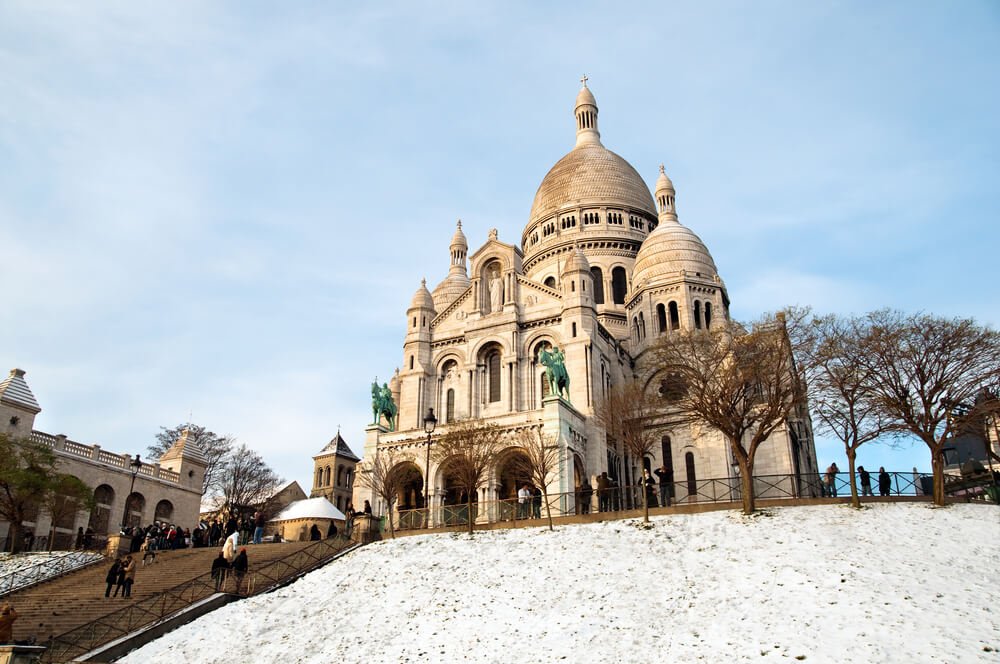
[
  {"left": 632, "top": 221, "right": 718, "bottom": 287},
  {"left": 528, "top": 144, "right": 656, "bottom": 226},
  {"left": 431, "top": 273, "right": 470, "bottom": 310}
]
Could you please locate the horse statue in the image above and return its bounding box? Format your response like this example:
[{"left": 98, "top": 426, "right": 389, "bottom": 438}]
[
  {"left": 371, "top": 379, "right": 398, "bottom": 431},
  {"left": 538, "top": 344, "right": 571, "bottom": 402}
]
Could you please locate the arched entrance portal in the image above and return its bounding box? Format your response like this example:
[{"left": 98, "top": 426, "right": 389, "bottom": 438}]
[
  {"left": 390, "top": 462, "right": 424, "bottom": 529},
  {"left": 573, "top": 454, "right": 589, "bottom": 515},
  {"left": 495, "top": 448, "right": 533, "bottom": 520}
]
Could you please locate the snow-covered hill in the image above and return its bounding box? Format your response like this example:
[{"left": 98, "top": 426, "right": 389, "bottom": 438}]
[{"left": 123, "top": 504, "right": 1000, "bottom": 663}]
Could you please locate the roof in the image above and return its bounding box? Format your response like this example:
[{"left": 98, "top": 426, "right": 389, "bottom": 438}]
[
  {"left": 270, "top": 497, "right": 346, "bottom": 522},
  {"left": 632, "top": 220, "right": 719, "bottom": 289},
  {"left": 0, "top": 368, "right": 41, "bottom": 414},
  {"left": 159, "top": 428, "right": 208, "bottom": 463},
  {"left": 316, "top": 432, "right": 360, "bottom": 462}
]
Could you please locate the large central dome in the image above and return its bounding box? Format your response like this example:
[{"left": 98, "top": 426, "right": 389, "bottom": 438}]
[{"left": 528, "top": 143, "right": 657, "bottom": 226}]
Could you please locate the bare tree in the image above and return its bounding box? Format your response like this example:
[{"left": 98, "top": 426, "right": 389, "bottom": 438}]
[
  {"left": 218, "top": 443, "right": 282, "bottom": 519},
  {"left": 651, "top": 313, "right": 807, "bottom": 515},
  {"left": 857, "top": 310, "right": 1000, "bottom": 506},
  {"left": 805, "top": 314, "right": 894, "bottom": 507},
  {"left": 150, "top": 423, "right": 233, "bottom": 496},
  {"left": 432, "top": 419, "right": 505, "bottom": 535},
  {"left": 512, "top": 426, "right": 561, "bottom": 531},
  {"left": 355, "top": 447, "right": 407, "bottom": 538},
  {"left": 594, "top": 381, "right": 663, "bottom": 523},
  {"left": 43, "top": 474, "right": 94, "bottom": 551}
]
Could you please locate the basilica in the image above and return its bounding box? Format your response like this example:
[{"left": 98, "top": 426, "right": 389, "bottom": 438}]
[{"left": 355, "top": 81, "right": 818, "bottom": 523}]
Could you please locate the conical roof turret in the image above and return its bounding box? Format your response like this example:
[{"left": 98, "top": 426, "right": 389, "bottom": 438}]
[
  {"left": 410, "top": 279, "right": 436, "bottom": 311},
  {"left": 433, "top": 220, "right": 472, "bottom": 310}
]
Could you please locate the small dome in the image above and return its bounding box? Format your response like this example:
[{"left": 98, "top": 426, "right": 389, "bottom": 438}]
[
  {"left": 575, "top": 85, "right": 596, "bottom": 109},
  {"left": 655, "top": 164, "right": 674, "bottom": 194},
  {"left": 563, "top": 245, "right": 590, "bottom": 274},
  {"left": 632, "top": 221, "right": 718, "bottom": 289},
  {"left": 410, "top": 279, "right": 436, "bottom": 311},
  {"left": 450, "top": 220, "right": 468, "bottom": 251}
]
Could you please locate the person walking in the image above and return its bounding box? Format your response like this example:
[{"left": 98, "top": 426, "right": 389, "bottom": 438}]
[
  {"left": 858, "top": 466, "right": 873, "bottom": 496},
  {"left": 122, "top": 555, "right": 136, "bottom": 599},
  {"left": 223, "top": 529, "right": 239, "bottom": 564},
  {"left": 211, "top": 551, "right": 229, "bottom": 592},
  {"left": 878, "top": 467, "right": 892, "bottom": 497},
  {"left": 232, "top": 548, "right": 249, "bottom": 594},
  {"left": 104, "top": 558, "right": 121, "bottom": 598}
]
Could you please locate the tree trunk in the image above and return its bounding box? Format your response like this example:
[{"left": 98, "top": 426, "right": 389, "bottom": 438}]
[
  {"left": 931, "top": 450, "right": 946, "bottom": 506},
  {"left": 543, "top": 489, "right": 553, "bottom": 531},
  {"left": 387, "top": 505, "right": 396, "bottom": 539},
  {"left": 740, "top": 467, "right": 755, "bottom": 514},
  {"left": 846, "top": 447, "right": 860, "bottom": 509},
  {"left": 467, "top": 496, "right": 474, "bottom": 535},
  {"left": 8, "top": 522, "right": 23, "bottom": 554},
  {"left": 642, "top": 482, "right": 649, "bottom": 524}
]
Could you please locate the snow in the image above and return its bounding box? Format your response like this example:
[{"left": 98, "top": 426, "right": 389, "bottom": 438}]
[
  {"left": 270, "top": 497, "right": 345, "bottom": 522},
  {"left": 0, "top": 551, "right": 103, "bottom": 594},
  {"left": 122, "top": 503, "right": 1000, "bottom": 663}
]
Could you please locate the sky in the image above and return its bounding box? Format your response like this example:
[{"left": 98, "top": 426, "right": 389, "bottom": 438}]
[{"left": 2, "top": 2, "right": 999, "bottom": 490}]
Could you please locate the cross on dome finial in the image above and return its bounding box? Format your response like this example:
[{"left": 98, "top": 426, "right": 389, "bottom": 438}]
[
  {"left": 580, "top": 74, "right": 589, "bottom": 88},
  {"left": 456, "top": 219, "right": 462, "bottom": 229},
  {"left": 659, "top": 164, "right": 665, "bottom": 174}
]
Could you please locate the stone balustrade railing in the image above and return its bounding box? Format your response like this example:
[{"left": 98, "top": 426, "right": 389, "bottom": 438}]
[{"left": 28, "top": 430, "right": 181, "bottom": 484}]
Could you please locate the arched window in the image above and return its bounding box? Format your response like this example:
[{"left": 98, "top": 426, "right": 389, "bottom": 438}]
[
  {"left": 125, "top": 492, "right": 145, "bottom": 528},
  {"left": 611, "top": 267, "right": 627, "bottom": 304},
  {"left": 705, "top": 302, "right": 713, "bottom": 329},
  {"left": 639, "top": 312, "right": 646, "bottom": 339},
  {"left": 488, "top": 350, "right": 501, "bottom": 403},
  {"left": 694, "top": 301, "right": 702, "bottom": 329},
  {"left": 657, "top": 304, "right": 667, "bottom": 334},
  {"left": 544, "top": 276, "right": 556, "bottom": 289},
  {"left": 337, "top": 465, "right": 345, "bottom": 487},
  {"left": 324, "top": 466, "right": 331, "bottom": 486},
  {"left": 88, "top": 485, "right": 115, "bottom": 534},
  {"left": 315, "top": 468, "right": 323, "bottom": 488},
  {"left": 409, "top": 356, "right": 414, "bottom": 370},
  {"left": 669, "top": 301, "right": 680, "bottom": 330},
  {"left": 685, "top": 452, "right": 697, "bottom": 496},
  {"left": 591, "top": 267, "right": 605, "bottom": 304},
  {"left": 155, "top": 499, "right": 173, "bottom": 522},
  {"left": 661, "top": 436, "right": 673, "bottom": 474},
  {"left": 446, "top": 388, "right": 455, "bottom": 423}
]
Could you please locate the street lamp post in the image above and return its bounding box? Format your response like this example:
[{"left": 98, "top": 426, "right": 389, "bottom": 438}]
[
  {"left": 120, "top": 454, "right": 143, "bottom": 533},
  {"left": 423, "top": 408, "right": 437, "bottom": 528}
]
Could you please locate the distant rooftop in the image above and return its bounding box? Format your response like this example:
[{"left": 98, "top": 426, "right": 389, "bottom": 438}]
[{"left": 0, "top": 368, "right": 41, "bottom": 414}]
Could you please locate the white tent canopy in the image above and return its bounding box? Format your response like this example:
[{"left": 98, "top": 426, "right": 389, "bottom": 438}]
[{"left": 269, "top": 497, "right": 346, "bottom": 522}]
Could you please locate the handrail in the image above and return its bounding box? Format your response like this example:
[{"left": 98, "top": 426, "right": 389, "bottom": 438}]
[
  {"left": 41, "top": 536, "right": 358, "bottom": 663},
  {"left": 0, "top": 551, "right": 105, "bottom": 598}
]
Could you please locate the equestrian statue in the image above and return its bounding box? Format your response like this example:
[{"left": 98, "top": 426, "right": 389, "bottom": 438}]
[
  {"left": 371, "top": 379, "right": 398, "bottom": 431},
  {"left": 538, "top": 344, "right": 571, "bottom": 402}
]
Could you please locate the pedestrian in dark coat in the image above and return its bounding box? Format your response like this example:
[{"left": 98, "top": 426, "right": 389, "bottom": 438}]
[
  {"left": 858, "top": 466, "right": 873, "bottom": 496},
  {"left": 211, "top": 552, "right": 229, "bottom": 591},
  {"left": 532, "top": 487, "right": 543, "bottom": 519},
  {"left": 596, "top": 472, "right": 610, "bottom": 512},
  {"left": 578, "top": 479, "right": 593, "bottom": 515},
  {"left": 232, "top": 548, "right": 249, "bottom": 594},
  {"left": 878, "top": 467, "right": 892, "bottom": 496},
  {"left": 105, "top": 559, "right": 121, "bottom": 598},
  {"left": 654, "top": 465, "right": 673, "bottom": 507}
]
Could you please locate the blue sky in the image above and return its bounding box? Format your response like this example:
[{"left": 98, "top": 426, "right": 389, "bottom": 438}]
[{"left": 2, "top": 2, "right": 998, "bottom": 490}]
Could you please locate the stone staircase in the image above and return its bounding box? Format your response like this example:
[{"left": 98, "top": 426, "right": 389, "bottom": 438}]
[{"left": 3, "top": 540, "right": 349, "bottom": 662}]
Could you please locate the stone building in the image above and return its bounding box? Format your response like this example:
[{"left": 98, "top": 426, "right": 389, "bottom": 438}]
[
  {"left": 354, "top": 81, "right": 818, "bottom": 524},
  {"left": 0, "top": 368, "right": 206, "bottom": 549},
  {"left": 309, "top": 432, "right": 359, "bottom": 513}
]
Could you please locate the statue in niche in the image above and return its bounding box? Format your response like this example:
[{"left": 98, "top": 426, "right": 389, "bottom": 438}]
[{"left": 488, "top": 268, "right": 503, "bottom": 314}]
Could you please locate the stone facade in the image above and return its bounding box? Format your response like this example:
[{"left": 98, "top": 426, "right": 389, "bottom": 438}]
[
  {"left": 354, "top": 81, "right": 819, "bottom": 523},
  {"left": 0, "top": 369, "right": 206, "bottom": 549}
]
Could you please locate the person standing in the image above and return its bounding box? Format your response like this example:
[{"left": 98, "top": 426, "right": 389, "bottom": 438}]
[
  {"left": 878, "top": 467, "right": 892, "bottom": 497},
  {"left": 858, "top": 466, "right": 873, "bottom": 496},
  {"left": 578, "top": 478, "right": 593, "bottom": 515},
  {"left": 532, "top": 487, "right": 543, "bottom": 519},
  {"left": 252, "top": 511, "right": 265, "bottom": 545},
  {"left": 517, "top": 484, "right": 530, "bottom": 519},
  {"left": 0, "top": 603, "right": 17, "bottom": 643},
  {"left": 825, "top": 463, "right": 839, "bottom": 498},
  {"left": 654, "top": 465, "right": 673, "bottom": 507},
  {"left": 211, "top": 551, "right": 229, "bottom": 592},
  {"left": 121, "top": 555, "right": 136, "bottom": 599},
  {"left": 309, "top": 524, "right": 321, "bottom": 541},
  {"left": 596, "top": 472, "right": 610, "bottom": 513},
  {"left": 105, "top": 558, "right": 121, "bottom": 598},
  {"left": 232, "top": 548, "right": 249, "bottom": 594}
]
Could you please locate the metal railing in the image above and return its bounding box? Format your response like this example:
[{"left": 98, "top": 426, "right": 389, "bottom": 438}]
[
  {"left": 41, "top": 536, "right": 359, "bottom": 663},
  {"left": 0, "top": 551, "right": 105, "bottom": 598},
  {"left": 389, "top": 470, "right": 956, "bottom": 532}
]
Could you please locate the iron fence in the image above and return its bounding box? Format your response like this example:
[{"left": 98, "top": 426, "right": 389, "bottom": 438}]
[
  {"left": 0, "top": 551, "right": 105, "bottom": 598},
  {"left": 390, "top": 470, "right": 957, "bottom": 532}
]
